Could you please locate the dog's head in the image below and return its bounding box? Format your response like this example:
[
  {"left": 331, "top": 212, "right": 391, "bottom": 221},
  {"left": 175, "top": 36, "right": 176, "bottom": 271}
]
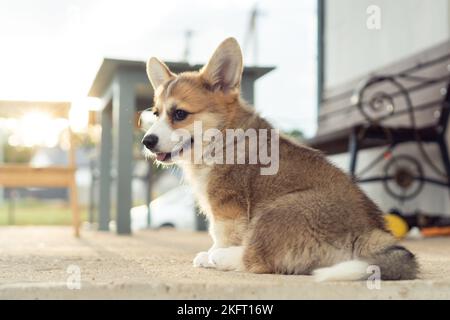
[{"left": 142, "top": 37, "right": 243, "bottom": 163}]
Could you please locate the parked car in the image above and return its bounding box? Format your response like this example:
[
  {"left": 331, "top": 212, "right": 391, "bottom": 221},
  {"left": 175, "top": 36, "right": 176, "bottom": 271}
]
[{"left": 130, "top": 185, "right": 198, "bottom": 231}]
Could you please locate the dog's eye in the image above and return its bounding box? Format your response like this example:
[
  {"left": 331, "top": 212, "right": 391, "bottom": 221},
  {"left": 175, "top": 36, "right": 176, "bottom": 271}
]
[{"left": 173, "top": 109, "right": 189, "bottom": 122}]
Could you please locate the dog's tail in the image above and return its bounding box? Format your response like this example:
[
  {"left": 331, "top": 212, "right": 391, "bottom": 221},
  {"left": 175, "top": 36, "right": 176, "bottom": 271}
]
[
  {"left": 313, "top": 231, "right": 418, "bottom": 282},
  {"left": 313, "top": 245, "right": 418, "bottom": 281},
  {"left": 313, "top": 260, "right": 371, "bottom": 281}
]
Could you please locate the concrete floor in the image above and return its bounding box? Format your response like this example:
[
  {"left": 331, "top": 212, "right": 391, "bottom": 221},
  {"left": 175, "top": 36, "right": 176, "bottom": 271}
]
[{"left": 0, "top": 226, "right": 449, "bottom": 299}]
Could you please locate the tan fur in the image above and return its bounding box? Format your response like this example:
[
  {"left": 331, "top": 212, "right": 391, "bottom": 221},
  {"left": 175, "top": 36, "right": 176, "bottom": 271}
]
[{"left": 145, "top": 38, "right": 418, "bottom": 280}]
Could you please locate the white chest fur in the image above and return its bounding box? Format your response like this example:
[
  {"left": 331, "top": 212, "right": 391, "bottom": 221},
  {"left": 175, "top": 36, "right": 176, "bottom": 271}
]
[
  {"left": 182, "top": 164, "right": 243, "bottom": 249},
  {"left": 182, "top": 165, "right": 213, "bottom": 217},
  {"left": 182, "top": 165, "right": 226, "bottom": 248}
]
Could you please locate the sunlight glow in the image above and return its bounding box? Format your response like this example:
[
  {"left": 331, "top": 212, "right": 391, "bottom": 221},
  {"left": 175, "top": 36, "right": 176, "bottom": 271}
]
[
  {"left": 69, "top": 97, "right": 100, "bottom": 133},
  {"left": 7, "top": 111, "right": 69, "bottom": 148}
]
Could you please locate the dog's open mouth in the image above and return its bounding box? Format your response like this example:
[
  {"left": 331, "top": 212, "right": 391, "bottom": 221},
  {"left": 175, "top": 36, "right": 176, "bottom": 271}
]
[
  {"left": 155, "top": 152, "right": 172, "bottom": 162},
  {"left": 154, "top": 138, "right": 194, "bottom": 163}
]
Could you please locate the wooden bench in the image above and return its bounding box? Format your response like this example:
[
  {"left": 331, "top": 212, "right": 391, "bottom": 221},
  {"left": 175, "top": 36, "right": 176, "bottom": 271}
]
[
  {"left": 307, "top": 40, "right": 450, "bottom": 202},
  {"left": 310, "top": 41, "right": 450, "bottom": 154},
  {"left": 0, "top": 129, "right": 80, "bottom": 237}
]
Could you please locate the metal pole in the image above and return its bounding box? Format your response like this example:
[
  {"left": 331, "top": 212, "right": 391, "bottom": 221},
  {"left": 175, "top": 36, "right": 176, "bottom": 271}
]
[
  {"left": 317, "top": 0, "right": 325, "bottom": 110},
  {"left": 98, "top": 104, "right": 112, "bottom": 231},
  {"left": 8, "top": 189, "right": 16, "bottom": 225},
  {"left": 112, "top": 72, "right": 134, "bottom": 235}
]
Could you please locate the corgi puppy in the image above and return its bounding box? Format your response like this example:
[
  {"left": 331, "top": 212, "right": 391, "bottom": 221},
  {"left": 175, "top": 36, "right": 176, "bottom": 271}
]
[{"left": 142, "top": 37, "right": 418, "bottom": 281}]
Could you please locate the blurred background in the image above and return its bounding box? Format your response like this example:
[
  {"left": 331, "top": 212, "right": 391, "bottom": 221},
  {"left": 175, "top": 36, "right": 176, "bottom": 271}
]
[
  {"left": 0, "top": 0, "right": 316, "bottom": 230},
  {"left": 0, "top": 0, "right": 449, "bottom": 238}
]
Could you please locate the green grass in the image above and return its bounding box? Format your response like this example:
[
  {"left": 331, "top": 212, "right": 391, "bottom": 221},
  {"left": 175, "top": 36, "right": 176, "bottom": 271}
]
[{"left": 0, "top": 199, "right": 88, "bottom": 226}]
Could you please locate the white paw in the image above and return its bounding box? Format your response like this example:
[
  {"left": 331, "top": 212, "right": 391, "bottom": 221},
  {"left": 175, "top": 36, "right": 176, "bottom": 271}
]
[
  {"left": 312, "top": 267, "right": 332, "bottom": 282},
  {"left": 208, "top": 246, "right": 244, "bottom": 271},
  {"left": 193, "top": 251, "right": 215, "bottom": 268}
]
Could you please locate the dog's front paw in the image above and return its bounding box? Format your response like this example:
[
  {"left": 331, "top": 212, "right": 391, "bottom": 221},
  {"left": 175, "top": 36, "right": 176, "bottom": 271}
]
[
  {"left": 208, "top": 247, "right": 244, "bottom": 271},
  {"left": 193, "top": 251, "right": 214, "bottom": 268}
]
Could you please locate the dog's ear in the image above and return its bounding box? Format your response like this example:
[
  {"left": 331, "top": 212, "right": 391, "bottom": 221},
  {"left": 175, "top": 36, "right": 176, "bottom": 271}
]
[
  {"left": 201, "top": 37, "right": 243, "bottom": 92},
  {"left": 146, "top": 57, "right": 175, "bottom": 90}
]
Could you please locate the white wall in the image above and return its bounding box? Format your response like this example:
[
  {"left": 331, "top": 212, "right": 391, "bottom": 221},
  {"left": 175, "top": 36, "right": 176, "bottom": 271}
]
[
  {"left": 325, "top": 0, "right": 450, "bottom": 88},
  {"left": 324, "top": 0, "right": 450, "bottom": 215}
]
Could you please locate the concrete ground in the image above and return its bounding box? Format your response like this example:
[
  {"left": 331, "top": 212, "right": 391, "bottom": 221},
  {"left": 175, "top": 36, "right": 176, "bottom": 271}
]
[{"left": 0, "top": 226, "right": 449, "bottom": 299}]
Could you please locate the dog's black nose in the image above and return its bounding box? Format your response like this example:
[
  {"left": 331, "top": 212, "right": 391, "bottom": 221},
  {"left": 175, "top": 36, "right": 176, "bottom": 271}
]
[{"left": 142, "top": 134, "right": 158, "bottom": 150}]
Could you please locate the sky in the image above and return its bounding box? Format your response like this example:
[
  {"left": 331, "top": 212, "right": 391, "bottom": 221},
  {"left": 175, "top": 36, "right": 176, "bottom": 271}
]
[{"left": 0, "top": 0, "right": 318, "bottom": 136}]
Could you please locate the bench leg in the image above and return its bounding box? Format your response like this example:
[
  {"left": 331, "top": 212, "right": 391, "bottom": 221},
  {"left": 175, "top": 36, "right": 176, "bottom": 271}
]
[
  {"left": 69, "top": 177, "right": 80, "bottom": 237},
  {"left": 349, "top": 128, "right": 359, "bottom": 177},
  {"left": 437, "top": 137, "right": 450, "bottom": 189}
]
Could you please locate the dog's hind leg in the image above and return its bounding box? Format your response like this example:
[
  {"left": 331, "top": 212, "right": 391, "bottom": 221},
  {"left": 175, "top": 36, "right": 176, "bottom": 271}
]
[
  {"left": 241, "top": 207, "right": 331, "bottom": 275},
  {"left": 241, "top": 193, "right": 353, "bottom": 275}
]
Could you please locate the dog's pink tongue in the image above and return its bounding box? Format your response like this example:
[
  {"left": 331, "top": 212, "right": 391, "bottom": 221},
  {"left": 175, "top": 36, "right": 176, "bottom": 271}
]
[{"left": 156, "top": 153, "right": 167, "bottom": 161}]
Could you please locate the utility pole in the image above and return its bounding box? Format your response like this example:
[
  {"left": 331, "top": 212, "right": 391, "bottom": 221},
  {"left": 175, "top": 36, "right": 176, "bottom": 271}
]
[
  {"left": 183, "top": 30, "right": 194, "bottom": 63},
  {"left": 243, "top": 4, "right": 262, "bottom": 66}
]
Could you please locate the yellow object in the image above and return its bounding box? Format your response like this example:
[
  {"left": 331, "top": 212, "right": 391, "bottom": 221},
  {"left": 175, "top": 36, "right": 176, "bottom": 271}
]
[{"left": 384, "top": 214, "right": 409, "bottom": 239}]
